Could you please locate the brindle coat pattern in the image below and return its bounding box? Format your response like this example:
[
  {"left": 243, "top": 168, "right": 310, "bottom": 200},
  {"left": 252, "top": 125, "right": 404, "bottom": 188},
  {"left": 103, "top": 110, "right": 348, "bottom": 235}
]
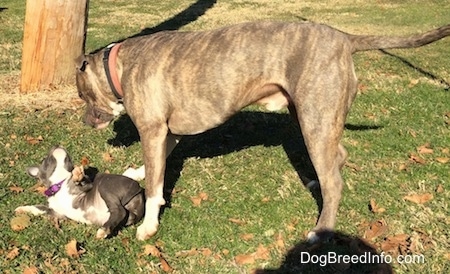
[{"left": 76, "top": 21, "right": 450, "bottom": 241}]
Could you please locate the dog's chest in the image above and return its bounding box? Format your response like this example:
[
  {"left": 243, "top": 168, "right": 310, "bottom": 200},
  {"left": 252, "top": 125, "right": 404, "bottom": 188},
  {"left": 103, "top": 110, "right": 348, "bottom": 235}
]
[{"left": 48, "top": 185, "right": 110, "bottom": 225}]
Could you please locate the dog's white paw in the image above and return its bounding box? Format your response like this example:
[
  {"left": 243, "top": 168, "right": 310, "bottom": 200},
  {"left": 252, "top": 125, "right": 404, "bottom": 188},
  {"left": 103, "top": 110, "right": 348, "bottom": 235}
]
[
  {"left": 306, "top": 231, "right": 320, "bottom": 243},
  {"left": 136, "top": 222, "right": 158, "bottom": 241},
  {"left": 96, "top": 228, "right": 109, "bottom": 239},
  {"left": 15, "top": 206, "right": 45, "bottom": 216},
  {"left": 122, "top": 165, "right": 145, "bottom": 181}
]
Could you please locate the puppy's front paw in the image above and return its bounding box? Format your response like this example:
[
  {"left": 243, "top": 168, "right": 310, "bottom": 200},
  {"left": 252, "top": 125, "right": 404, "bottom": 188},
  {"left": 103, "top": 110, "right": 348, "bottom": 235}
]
[
  {"left": 136, "top": 222, "right": 158, "bottom": 241},
  {"left": 123, "top": 165, "right": 145, "bottom": 181},
  {"left": 96, "top": 228, "right": 110, "bottom": 239}
]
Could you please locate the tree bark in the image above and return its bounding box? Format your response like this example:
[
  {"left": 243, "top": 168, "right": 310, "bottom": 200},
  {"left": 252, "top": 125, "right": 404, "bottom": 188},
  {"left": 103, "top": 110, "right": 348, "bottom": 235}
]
[{"left": 20, "top": 0, "right": 88, "bottom": 93}]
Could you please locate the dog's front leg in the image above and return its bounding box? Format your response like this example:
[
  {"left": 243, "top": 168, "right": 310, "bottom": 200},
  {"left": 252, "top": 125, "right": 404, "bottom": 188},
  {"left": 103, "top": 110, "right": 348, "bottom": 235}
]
[
  {"left": 123, "top": 133, "right": 181, "bottom": 181},
  {"left": 136, "top": 123, "right": 168, "bottom": 241}
]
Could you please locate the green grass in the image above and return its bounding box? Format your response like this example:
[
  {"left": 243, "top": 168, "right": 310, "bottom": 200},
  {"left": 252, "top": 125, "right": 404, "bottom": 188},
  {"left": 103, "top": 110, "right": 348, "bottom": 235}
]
[{"left": 1, "top": 0, "right": 449, "bottom": 273}]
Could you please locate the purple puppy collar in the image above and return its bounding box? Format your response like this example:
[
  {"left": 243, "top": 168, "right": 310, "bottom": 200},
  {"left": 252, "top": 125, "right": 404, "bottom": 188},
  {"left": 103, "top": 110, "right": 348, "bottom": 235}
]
[{"left": 44, "top": 179, "right": 65, "bottom": 197}]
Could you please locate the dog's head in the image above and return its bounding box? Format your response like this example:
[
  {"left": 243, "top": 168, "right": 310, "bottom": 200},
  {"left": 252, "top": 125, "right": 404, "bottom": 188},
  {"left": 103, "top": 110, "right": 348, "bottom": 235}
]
[
  {"left": 75, "top": 54, "right": 124, "bottom": 129},
  {"left": 27, "top": 146, "right": 74, "bottom": 187}
]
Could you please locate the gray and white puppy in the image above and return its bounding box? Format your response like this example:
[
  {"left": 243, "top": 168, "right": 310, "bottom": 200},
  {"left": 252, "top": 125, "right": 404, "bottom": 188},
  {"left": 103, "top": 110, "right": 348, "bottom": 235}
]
[{"left": 15, "top": 146, "right": 145, "bottom": 238}]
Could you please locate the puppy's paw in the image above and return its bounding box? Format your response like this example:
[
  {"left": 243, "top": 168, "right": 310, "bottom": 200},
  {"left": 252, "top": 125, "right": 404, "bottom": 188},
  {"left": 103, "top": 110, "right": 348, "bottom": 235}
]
[
  {"left": 123, "top": 166, "right": 145, "bottom": 181},
  {"left": 96, "top": 228, "right": 110, "bottom": 239},
  {"left": 72, "top": 165, "right": 85, "bottom": 182},
  {"left": 136, "top": 222, "right": 158, "bottom": 241},
  {"left": 306, "top": 231, "right": 320, "bottom": 243},
  {"left": 15, "top": 206, "right": 45, "bottom": 216}
]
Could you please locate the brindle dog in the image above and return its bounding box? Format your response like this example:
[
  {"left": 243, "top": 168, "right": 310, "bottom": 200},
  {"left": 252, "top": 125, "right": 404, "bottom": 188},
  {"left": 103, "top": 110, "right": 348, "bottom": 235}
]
[{"left": 75, "top": 21, "right": 450, "bottom": 241}]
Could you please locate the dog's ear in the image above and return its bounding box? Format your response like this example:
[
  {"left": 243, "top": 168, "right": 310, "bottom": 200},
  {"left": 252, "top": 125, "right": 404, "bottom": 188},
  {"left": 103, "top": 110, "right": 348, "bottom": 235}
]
[
  {"left": 75, "top": 55, "right": 88, "bottom": 72},
  {"left": 26, "top": 166, "right": 40, "bottom": 178}
]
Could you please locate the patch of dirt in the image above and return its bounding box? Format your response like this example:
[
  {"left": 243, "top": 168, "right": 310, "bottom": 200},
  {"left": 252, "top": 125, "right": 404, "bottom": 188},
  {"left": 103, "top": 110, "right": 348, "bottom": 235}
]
[{"left": 0, "top": 72, "right": 83, "bottom": 111}]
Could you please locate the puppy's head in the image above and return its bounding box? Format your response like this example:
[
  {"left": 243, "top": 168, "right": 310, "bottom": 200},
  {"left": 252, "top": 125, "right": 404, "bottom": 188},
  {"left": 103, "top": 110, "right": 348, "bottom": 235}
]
[{"left": 27, "top": 146, "right": 74, "bottom": 187}]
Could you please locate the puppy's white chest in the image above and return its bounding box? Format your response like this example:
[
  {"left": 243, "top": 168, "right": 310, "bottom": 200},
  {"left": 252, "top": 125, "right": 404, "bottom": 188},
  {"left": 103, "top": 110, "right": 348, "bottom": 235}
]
[{"left": 48, "top": 186, "right": 92, "bottom": 224}]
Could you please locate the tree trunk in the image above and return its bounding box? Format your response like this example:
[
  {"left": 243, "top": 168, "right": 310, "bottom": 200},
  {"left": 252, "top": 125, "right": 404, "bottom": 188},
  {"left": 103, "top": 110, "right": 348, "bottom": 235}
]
[{"left": 20, "top": 0, "right": 88, "bottom": 93}]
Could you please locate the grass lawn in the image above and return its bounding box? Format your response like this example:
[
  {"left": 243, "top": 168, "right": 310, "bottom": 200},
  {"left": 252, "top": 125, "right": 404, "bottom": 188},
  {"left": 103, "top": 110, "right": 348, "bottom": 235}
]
[{"left": 0, "top": 0, "right": 449, "bottom": 273}]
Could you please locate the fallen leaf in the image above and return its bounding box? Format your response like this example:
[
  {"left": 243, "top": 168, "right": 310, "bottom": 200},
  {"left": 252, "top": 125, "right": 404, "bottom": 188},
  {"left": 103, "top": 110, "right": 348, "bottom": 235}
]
[
  {"left": 142, "top": 244, "right": 161, "bottom": 257},
  {"left": 10, "top": 215, "right": 31, "bottom": 231},
  {"left": 436, "top": 184, "right": 444, "bottom": 193},
  {"left": 102, "top": 152, "right": 114, "bottom": 162},
  {"left": 201, "top": 248, "right": 213, "bottom": 257},
  {"left": 159, "top": 256, "right": 173, "bottom": 272},
  {"left": 369, "top": 198, "right": 386, "bottom": 214},
  {"left": 417, "top": 143, "right": 433, "bottom": 154},
  {"left": 65, "top": 239, "right": 85, "bottom": 258},
  {"left": 254, "top": 244, "right": 270, "bottom": 260},
  {"left": 398, "top": 163, "right": 408, "bottom": 171},
  {"left": 235, "top": 254, "right": 255, "bottom": 265},
  {"left": 408, "top": 79, "right": 419, "bottom": 88},
  {"left": 9, "top": 185, "right": 24, "bottom": 193},
  {"left": 442, "top": 148, "right": 449, "bottom": 154},
  {"left": 436, "top": 157, "right": 449, "bottom": 164},
  {"left": 25, "top": 135, "right": 44, "bottom": 145},
  {"left": 80, "top": 156, "right": 90, "bottom": 166},
  {"left": 175, "top": 248, "right": 198, "bottom": 257},
  {"left": 380, "top": 234, "right": 409, "bottom": 253},
  {"left": 6, "top": 247, "right": 20, "bottom": 260},
  {"left": 23, "top": 266, "right": 39, "bottom": 274},
  {"left": 240, "top": 233, "right": 254, "bottom": 241},
  {"left": 363, "top": 220, "right": 388, "bottom": 240},
  {"left": 190, "top": 192, "right": 208, "bottom": 206},
  {"left": 228, "top": 218, "right": 246, "bottom": 225},
  {"left": 403, "top": 193, "right": 433, "bottom": 204},
  {"left": 409, "top": 153, "right": 426, "bottom": 164},
  {"left": 273, "top": 233, "right": 285, "bottom": 250}
]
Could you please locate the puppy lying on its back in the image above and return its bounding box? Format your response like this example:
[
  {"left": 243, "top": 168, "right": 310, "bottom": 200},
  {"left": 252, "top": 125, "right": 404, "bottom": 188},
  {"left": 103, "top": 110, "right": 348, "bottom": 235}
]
[{"left": 15, "top": 146, "right": 145, "bottom": 238}]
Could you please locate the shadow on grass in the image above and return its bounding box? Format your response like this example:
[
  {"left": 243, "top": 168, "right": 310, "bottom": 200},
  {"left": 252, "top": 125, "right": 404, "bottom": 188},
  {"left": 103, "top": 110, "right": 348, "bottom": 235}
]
[
  {"left": 255, "top": 230, "right": 393, "bottom": 274},
  {"left": 108, "top": 111, "right": 381, "bottom": 212},
  {"left": 91, "top": 0, "right": 217, "bottom": 53}
]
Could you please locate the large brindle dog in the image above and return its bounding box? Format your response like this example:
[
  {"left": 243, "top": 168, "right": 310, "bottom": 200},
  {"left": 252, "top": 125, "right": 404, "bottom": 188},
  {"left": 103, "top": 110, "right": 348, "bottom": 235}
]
[{"left": 76, "top": 21, "right": 450, "bottom": 242}]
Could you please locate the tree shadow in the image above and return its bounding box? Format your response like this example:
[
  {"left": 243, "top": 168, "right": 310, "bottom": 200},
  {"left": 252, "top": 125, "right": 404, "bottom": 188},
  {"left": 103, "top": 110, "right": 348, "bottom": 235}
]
[
  {"left": 255, "top": 230, "right": 393, "bottom": 274},
  {"left": 380, "top": 49, "right": 450, "bottom": 91},
  {"left": 90, "top": 0, "right": 217, "bottom": 53}
]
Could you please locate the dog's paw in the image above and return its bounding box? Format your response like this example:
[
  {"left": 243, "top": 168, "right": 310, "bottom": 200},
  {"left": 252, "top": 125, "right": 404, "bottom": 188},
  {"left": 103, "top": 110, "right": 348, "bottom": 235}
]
[
  {"left": 123, "top": 166, "right": 145, "bottom": 181},
  {"left": 306, "top": 231, "right": 320, "bottom": 243},
  {"left": 95, "top": 228, "right": 109, "bottom": 239},
  {"left": 136, "top": 222, "right": 158, "bottom": 241},
  {"left": 15, "top": 206, "right": 45, "bottom": 216}
]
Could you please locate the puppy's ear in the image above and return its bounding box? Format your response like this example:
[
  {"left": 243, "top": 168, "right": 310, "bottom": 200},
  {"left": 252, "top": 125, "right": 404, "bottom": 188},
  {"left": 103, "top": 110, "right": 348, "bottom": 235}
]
[
  {"left": 75, "top": 55, "right": 88, "bottom": 72},
  {"left": 26, "top": 166, "right": 40, "bottom": 178}
]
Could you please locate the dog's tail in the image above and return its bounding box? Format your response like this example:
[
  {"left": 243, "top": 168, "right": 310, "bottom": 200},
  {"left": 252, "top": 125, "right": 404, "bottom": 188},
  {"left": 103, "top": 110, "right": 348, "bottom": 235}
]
[{"left": 349, "top": 24, "right": 450, "bottom": 53}]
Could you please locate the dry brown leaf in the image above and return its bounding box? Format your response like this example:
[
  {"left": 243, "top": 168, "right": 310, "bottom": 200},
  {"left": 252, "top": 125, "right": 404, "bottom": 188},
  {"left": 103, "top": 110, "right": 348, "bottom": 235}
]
[
  {"left": 363, "top": 220, "right": 388, "bottom": 240},
  {"left": 380, "top": 234, "right": 409, "bottom": 253},
  {"left": 10, "top": 215, "right": 31, "bottom": 231},
  {"left": 436, "top": 184, "right": 444, "bottom": 193},
  {"left": 417, "top": 143, "right": 433, "bottom": 154},
  {"left": 80, "top": 156, "right": 90, "bottom": 166},
  {"left": 436, "top": 157, "right": 449, "bottom": 164},
  {"left": 409, "top": 153, "right": 426, "bottom": 164},
  {"left": 442, "top": 148, "right": 450, "bottom": 154},
  {"left": 403, "top": 193, "right": 433, "bottom": 204},
  {"left": 159, "top": 256, "right": 173, "bottom": 273},
  {"left": 240, "top": 233, "right": 254, "bottom": 241},
  {"left": 6, "top": 247, "right": 20, "bottom": 260},
  {"left": 201, "top": 248, "right": 213, "bottom": 257},
  {"left": 175, "top": 248, "right": 198, "bottom": 257},
  {"left": 369, "top": 198, "right": 386, "bottom": 214},
  {"left": 190, "top": 192, "right": 208, "bottom": 206},
  {"left": 235, "top": 254, "right": 255, "bottom": 265},
  {"left": 228, "top": 218, "right": 246, "bottom": 225},
  {"left": 9, "top": 185, "right": 24, "bottom": 193},
  {"left": 102, "top": 152, "right": 114, "bottom": 162},
  {"left": 142, "top": 244, "right": 161, "bottom": 257},
  {"left": 65, "top": 239, "right": 84, "bottom": 258},
  {"left": 23, "top": 266, "right": 39, "bottom": 274},
  {"left": 398, "top": 163, "right": 408, "bottom": 171},
  {"left": 254, "top": 244, "right": 270, "bottom": 260},
  {"left": 25, "top": 135, "right": 44, "bottom": 145},
  {"left": 274, "top": 233, "right": 285, "bottom": 250}
]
